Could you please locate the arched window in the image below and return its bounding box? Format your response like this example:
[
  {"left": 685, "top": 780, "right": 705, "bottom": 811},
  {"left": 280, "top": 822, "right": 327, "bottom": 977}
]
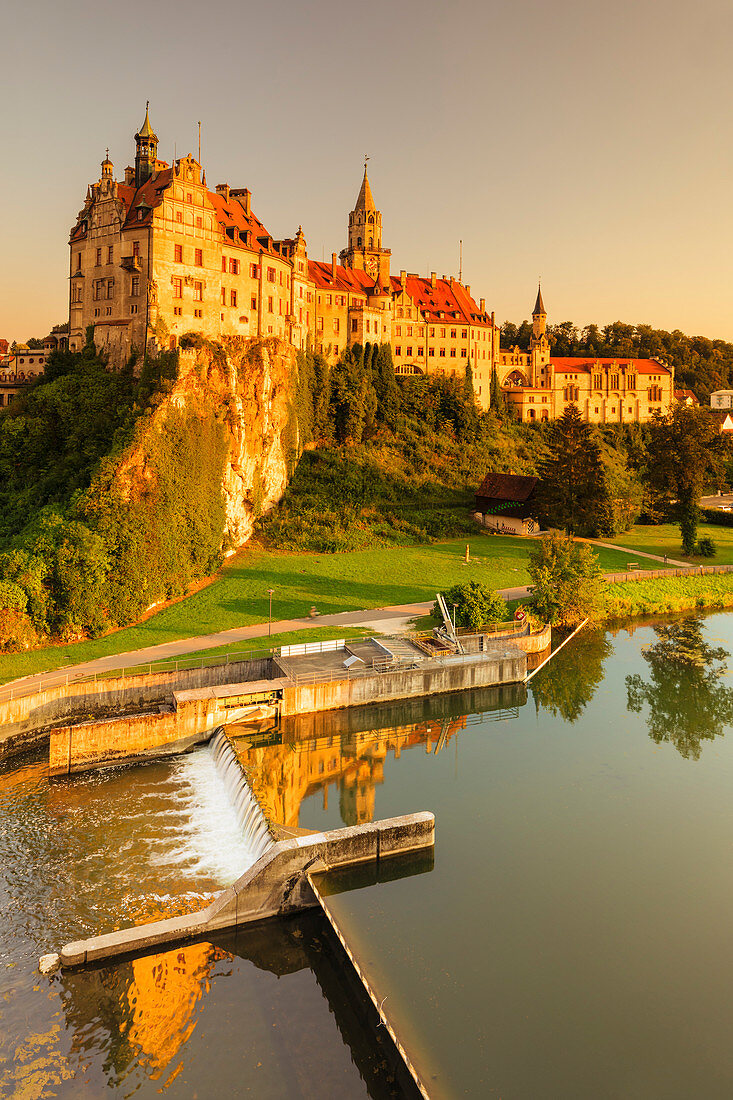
[
  {"left": 357, "top": 237, "right": 362, "bottom": 246},
  {"left": 369, "top": 237, "right": 373, "bottom": 248}
]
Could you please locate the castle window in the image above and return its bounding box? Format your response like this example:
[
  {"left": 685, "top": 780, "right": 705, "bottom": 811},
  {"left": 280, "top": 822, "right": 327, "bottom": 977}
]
[
  {"left": 267, "top": 267, "right": 276, "bottom": 283},
  {"left": 611, "top": 373, "right": 619, "bottom": 389},
  {"left": 177, "top": 211, "right": 183, "bottom": 223},
  {"left": 407, "top": 346, "right": 412, "bottom": 357},
  {"left": 357, "top": 237, "right": 362, "bottom": 247},
  {"left": 333, "top": 318, "right": 339, "bottom": 334},
  {"left": 131, "top": 276, "right": 140, "bottom": 297},
  {"left": 351, "top": 318, "right": 358, "bottom": 333},
  {"left": 369, "top": 238, "right": 373, "bottom": 248},
  {"left": 96, "top": 248, "right": 102, "bottom": 266},
  {"left": 196, "top": 216, "right": 202, "bottom": 228},
  {"left": 462, "top": 330, "right": 468, "bottom": 339},
  {"left": 195, "top": 248, "right": 203, "bottom": 266},
  {"left": 174, "top": 306, "right": 182, "bottom": 316},
  {"left": 174, "top": 244, "right": 183, "bottom": 263},
  {"left": 250, "top": 262, "right": 259, "bottom": 278},
  {"left": 107, "top": 246, "right": 113, "bottom": 264},
  {"left": 252, "top": 296, "right": 257, "bottom": 310},
  {"left": 137, "top": 210, "right": 145, "bottom": 221},
  {"left": 268, "top": 296, "right": 274, "bottom": 312},
  {"left": 429, "top": 347, "right": 434, "bottom": 356},
  {"left": 417, "top": 346, "right": 423, "bottom": 357},
  {"left": 187, "top": 192, "right": 192, "bottom": 203},
  {"left": 429, "top": 327, "right": 435, "bottom": 337},
  {"left": 396, "top": 346, "right": 401, "bottom": 356},
  {"left": 229, "top": 258, "right": 239, "bottom": 275},
  {"left": 366, "top": 320, "right": 371, "bottom": 333},
  {"left": 173, "top": 278, "right": 182, "bottom": 299},
  {"left": 194, "top": 281, "right": 203, "bottom": 301},
  {"left": 593, "top": 373, "right": 602, "bottom": 389},
  {"left": 194, "top": 308, "right": 202, "bottom": 318},
  {"left": 440, "top": 348, "right": 446, "bottom": 357},
  {"left": 627, "top": 375, "right": 636, "bottom": 390},
  {"left": 398, "top": 308, "right": 403, "bottom": 318},
  {"left": 222, "top": 257, "right": 227, "bottom": 273},
  {"left": 132, "top": 241, "right": 140, "bottom": 259},
  {"left": 326, "top": 294, "right": 332, "bottom": 306},
  {"left": 317, "top": 317, "right": 324, "bottom": 332},
  {"left": 221, "top": 288, "right": 227, "bottom": 305},
  {"left": 441, "top": 328, "right": 446, "bottom": 338},
  {"left": 407, "top": 326, "right": 412, "bottom": 337},
  {"left": 450, "top": 348, "right": 456, "bottom": 357},
  {"left": 395, "top": 326, "right": 401, "bottom": 336},
  {"left": 130, "top": 304, "right": 138, "bottom": 314}
]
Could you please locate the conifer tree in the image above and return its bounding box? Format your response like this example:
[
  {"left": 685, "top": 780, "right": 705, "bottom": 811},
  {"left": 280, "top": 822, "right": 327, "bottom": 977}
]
[
  {"left": 535, "top": 405, "right": 612, "bottom": 535},
  {"left": 489, "top": 363, "right": 504, "bottom": 415},
  {"left": 373, "top": 342, "right": 400, "bottom": 425}
]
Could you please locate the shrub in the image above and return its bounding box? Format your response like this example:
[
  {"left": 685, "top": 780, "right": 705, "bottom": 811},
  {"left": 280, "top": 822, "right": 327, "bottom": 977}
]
[
  {"left": 696, "top": 536, "right": 716, "bottom": 557},
  {"left": 432, "top": 581, "right": 508, "bottom": 631}
]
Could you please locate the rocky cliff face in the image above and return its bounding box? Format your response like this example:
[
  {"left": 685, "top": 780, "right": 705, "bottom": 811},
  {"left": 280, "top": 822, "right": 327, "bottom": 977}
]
[{"left": 115, "top": 336, "right": 296, "bottom": 550}]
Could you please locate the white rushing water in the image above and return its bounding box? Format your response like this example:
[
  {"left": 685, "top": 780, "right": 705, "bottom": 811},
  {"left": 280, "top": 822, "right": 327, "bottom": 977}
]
[{"left": 151, "top": 731, "right": 274, "bottom": 886}]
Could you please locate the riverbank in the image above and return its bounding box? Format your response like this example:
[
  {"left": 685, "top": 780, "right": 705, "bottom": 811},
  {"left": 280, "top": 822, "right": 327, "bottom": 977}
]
[{"left": 604, "top": 571, "right": 733, "bottom": 619}]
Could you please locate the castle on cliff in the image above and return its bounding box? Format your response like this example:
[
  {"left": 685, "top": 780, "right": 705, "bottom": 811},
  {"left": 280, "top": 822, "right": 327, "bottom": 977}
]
[{"left": 67, "top": 108, "right": 673, "bottom": 421}]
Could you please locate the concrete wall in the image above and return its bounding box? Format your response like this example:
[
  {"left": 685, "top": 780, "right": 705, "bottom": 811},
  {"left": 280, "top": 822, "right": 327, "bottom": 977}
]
[
  {"left": 60, "top": 811, "right": 435, "bottom": 967},
  {"left": 278, "top": 649, "right": 526, "bottom": 718},
  {"left": 1, "top": 657, "right": 274, "bottom": 762}
]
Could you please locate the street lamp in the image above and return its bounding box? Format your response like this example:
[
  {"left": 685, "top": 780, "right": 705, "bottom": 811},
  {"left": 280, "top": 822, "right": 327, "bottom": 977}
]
[{"left": 268, "top": 588, "right": 274, "bottom": 636}]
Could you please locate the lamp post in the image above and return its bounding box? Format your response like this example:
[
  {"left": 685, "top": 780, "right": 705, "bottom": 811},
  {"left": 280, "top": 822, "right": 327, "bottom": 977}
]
[
  {"left": 452, "top": 603, "right": 458, "bottom": 635},
  {"left": 268, "top": 588, "right": 274, "bottom": 636}
]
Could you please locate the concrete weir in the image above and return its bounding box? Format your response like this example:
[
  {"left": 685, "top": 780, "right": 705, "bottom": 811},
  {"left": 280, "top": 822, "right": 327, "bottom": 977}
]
[{"left": 58, "top": 811, "right": 435, "bottom": 968}]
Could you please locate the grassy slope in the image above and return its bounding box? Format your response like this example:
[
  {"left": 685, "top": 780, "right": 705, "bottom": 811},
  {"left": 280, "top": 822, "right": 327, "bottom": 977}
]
[
  {"left": 605, "top": 572, "right": 733, "bottom": 617},
  {"left": 603, "top": 523, "right": 733, "bottom": 564},
  {"left": 0, "top": 533, "right": 646, "bottom": 685}
]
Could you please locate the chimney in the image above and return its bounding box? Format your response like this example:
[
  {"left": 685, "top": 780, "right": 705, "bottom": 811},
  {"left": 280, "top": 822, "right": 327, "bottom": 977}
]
[
  {"left": 449, "top": 276, "right": 454, "bottom": 287},
  {"left": 430, "top": 271, "right": 437, "bottom": 288},
  {"left": 480, "top": 297, "right": 485, "bottom": 312},
  {"left": 332, "top": 252, "right": 337, "bottom": 278},
  {"left": 216, "top": 183, "right": 230, "bottom": 201},
  {"left": 491, "top": 310, "right": 495, "bottom": 326},
  {"left": 466, "top": 284, "right": 471, "bottom": 295},
  {"left": 400, "top": 269, "right": 407, "bottom": 288},
  {"left": 240, "top": 188, "right": 251, "bottom": 216}
]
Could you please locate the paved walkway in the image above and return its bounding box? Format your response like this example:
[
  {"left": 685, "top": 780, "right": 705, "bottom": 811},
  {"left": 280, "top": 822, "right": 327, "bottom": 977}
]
[
  {"left": 3, "top": 587, "right": 538, "bottom": 698},
  {"left": 581, "top": 538, "right": 689, "bottom": 569}
]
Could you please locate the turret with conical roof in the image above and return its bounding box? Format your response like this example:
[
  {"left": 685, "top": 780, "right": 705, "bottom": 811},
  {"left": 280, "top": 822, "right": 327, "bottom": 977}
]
[
  {"left": 340, "top": 160, "right": 391, "bottom": 283},
  {"left": 530, "top": 282, "right": 550, "bottom": 383},
  {"left": 134, "top": 102, "right": 159, "bottom": 188}
]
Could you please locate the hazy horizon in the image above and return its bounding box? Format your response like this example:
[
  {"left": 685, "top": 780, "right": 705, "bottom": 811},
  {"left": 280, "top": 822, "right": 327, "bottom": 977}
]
[{"left": 2, "top": 0, "right": 732, "bottom": 344}]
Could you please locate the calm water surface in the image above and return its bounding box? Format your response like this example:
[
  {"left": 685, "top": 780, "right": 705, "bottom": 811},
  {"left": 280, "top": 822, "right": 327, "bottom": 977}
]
[{"left": 3, "top": 613, "right": 733, "bottom": 1097}]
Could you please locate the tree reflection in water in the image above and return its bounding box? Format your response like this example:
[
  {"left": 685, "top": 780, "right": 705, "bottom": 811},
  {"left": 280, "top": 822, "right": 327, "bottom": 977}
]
[
  {"left": 531, "top": 628, "right": 612, "bottom": 722},
  {"left": 626, "top": 618, "right": 733, "bottom": 760}
]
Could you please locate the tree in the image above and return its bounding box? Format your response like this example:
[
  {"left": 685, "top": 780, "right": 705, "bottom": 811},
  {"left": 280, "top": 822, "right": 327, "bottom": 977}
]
[
  {"left": 645, "top": 405, "right": 725, "bottom": 555},
  {"left": 626, "top": 618, "right": 733, "bottom": 760},
  {"left": 373, "top": 342, "right": 399, "bottom": 425},
  {"left": 527, "top": 532, "right": 605, "bottom": 626},
  {"left": 489, "top": 363, "right": 505, "bottom": 416},
  {"left": 432, "top": 580, "right": 508, "bottom": 631},
  {"left": 534, "top": 406, "right": 612, "bottom": 536}
]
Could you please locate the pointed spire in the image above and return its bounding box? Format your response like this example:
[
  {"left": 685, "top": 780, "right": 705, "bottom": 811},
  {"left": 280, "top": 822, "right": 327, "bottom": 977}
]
[
  {"left": 533, "top": 282, "right": 546, "bottom": 316},
  {"left": 136, "top": 101, "right": 157, "bottom": 141},
  {"left": 354, "top": 160, "right": 376, "bottom": 212}
]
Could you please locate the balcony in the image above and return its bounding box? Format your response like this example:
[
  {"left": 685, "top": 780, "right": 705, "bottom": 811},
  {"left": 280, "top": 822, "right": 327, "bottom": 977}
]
[{"left": 120, "top": 256, "right": 142, "bottom": 273}]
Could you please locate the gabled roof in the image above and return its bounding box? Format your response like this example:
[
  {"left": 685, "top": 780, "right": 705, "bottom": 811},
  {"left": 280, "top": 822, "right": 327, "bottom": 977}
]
[
  {"left": 550, "top": 357, "right": 671, "bottom": 376},
  {"left": 392, "top": 275, "right": 491, "bottom": 327},
  {"left": 476, "top": 472, "right": 539, "bottom": 502},
  {"left": 354, "top": 167, "right": 376, "bottom": 212},
  {"left": 308, "top": 260, "right": 376, "bottom": 294}
]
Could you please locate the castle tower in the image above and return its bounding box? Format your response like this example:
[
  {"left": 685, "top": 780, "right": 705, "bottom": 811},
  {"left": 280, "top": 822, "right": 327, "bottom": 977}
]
[
  {"left": 134, "top": 103, "right": 158, "bottom": 189},
  {"left": 340, "top": 161, "right": 391, "bottom": 285},
  {"left": 529, "top": 283, "right": 550, "bottom": 384}
]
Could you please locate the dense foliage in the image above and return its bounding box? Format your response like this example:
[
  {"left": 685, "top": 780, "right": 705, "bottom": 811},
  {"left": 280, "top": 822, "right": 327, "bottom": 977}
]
[
  {"left": 260, "top": 343, "right": 544, "bottom": 552},
  {"left": 0, "top": 339, "right": 227, "bottom": 649},
  {"left": 431, "top": 581, "right": 508, "bottom": 631},
  {"left": 502, "top": 317, "right": 733, "bottom": 402},
  {"left": 527, "top": 532, "right": 605, "bottom": 626}
]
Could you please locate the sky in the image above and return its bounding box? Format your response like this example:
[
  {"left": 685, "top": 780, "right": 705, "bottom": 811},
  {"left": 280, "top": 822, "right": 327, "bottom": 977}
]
[{"left": 2, "top": 0, "right": 732, "bottom": 343}]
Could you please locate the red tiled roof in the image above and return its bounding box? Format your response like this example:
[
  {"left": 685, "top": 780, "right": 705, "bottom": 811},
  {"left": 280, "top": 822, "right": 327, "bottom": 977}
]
[
  {"left": 675, "top": 388, "right": 698, "bottom": 401},
  {"left": 392, "top": 275, "right": 491, "bottom": 327},
  {"left": 550, "top": 357, "right": 671, "bottom": 376},
  {"left": 308, "top": 260, "right": 376, "bottom": 294},
  {"left": 476, "top": 472, "right": 538, "bottom": 502}
]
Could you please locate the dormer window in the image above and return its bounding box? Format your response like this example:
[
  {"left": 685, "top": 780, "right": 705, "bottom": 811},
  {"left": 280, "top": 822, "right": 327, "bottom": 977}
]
[{"left": 137, "top": 210, "right": 144, "bottom": 221}]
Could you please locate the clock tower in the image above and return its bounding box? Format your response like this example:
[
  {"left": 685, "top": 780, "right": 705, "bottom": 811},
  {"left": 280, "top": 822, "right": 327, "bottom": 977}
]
[{"left": 340, "top": 161, "right": 391, "bottom": 287}]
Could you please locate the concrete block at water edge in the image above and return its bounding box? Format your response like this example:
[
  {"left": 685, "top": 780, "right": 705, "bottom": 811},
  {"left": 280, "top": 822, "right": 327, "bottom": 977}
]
[
  {"left": 377, "top": 811, "right": 435, "bottom": 857},
  {"left": 322, "top": 822, "right": 380, "bottom": 867},
  {"left": 60, "top": 940, "right": 87, "bottom": 967},
  {"left": 82, "top": 912, "right": 205, "bottom": 963}
]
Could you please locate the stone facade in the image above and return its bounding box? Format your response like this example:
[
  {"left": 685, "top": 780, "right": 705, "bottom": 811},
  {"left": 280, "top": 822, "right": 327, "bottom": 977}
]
[
  {"left": 497, "top": 288, "right": 674, "bottom": 423},
  {"left": 67, "top": 109, "right": 674, "bottom": 422}
]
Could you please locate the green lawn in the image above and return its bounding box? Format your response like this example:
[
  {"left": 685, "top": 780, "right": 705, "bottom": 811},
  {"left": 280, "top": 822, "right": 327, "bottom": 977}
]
[
  {"left": 602, "top": 523, "right": 733, "bottom": 565},
  {"left": 0, "top": 533, "right": 660, "bottom": 686}
]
